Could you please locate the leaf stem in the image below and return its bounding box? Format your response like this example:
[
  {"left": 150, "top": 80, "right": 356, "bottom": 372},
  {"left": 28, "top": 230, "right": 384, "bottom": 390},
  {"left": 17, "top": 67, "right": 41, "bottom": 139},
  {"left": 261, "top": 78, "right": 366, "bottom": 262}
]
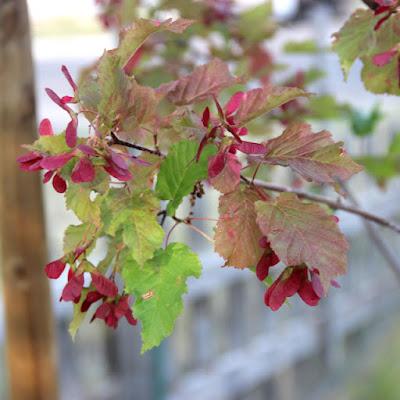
[
  {"left": 241, "top": 175, "right": 400, "bottom": 234},
  {"left": 109, "top": 132, "right": 164, "bottom": 157}
]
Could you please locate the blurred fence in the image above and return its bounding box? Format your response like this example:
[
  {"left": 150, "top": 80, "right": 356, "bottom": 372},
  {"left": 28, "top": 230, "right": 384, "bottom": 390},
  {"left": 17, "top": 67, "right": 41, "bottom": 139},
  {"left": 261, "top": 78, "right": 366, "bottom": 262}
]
[{"left": 47, "top": 177, "right": 400, "bottom": 400}]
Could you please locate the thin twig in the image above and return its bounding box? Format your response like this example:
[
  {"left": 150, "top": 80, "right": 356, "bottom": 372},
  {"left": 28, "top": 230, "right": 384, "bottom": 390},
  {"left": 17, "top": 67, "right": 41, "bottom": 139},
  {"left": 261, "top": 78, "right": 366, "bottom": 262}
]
[
  {"left": 172, "top": 216, "right": 214, "bottom": 243},
  {"left": 109, "top": 131, "right": 163, "bottom": 156},
  {"left": 186, "top": 223, "right": 214, "bottom": 243},
  {"left": 339, "top": 182, "right": 400, "bottom": 284},
  {"left": 241, "top": 175, "right": 400, "bottom": 234}
]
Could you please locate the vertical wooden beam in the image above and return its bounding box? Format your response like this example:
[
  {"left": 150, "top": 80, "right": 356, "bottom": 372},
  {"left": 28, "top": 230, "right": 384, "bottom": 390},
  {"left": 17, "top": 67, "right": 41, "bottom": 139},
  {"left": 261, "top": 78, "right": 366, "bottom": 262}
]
[{"left": 0, "top": 0, "right": 58, "bottom": 399}]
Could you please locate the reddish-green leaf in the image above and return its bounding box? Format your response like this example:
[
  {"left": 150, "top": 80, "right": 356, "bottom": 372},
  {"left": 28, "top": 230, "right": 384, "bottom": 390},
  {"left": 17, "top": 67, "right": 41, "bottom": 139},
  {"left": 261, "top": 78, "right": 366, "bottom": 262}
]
[
  {"left": 117, "top": 18, "right": 194, "bottom": 69},
  {"left": 255, "top": 193, "right": 349, "bottom": 294},
  {"left": 215, "top": 186, "right": 264, "bottom": 269},
  {"left": 234, "top": 85, "right": 310, "bottom": 126},
  {"left": 163, "top": 59, "right": 238, "bottom": 106},
  {"left": 262, "top": 123, "right": 362, "bottom": 184},
  {"left": 208, "top": 151, "right": 242, "bottom": 193}
]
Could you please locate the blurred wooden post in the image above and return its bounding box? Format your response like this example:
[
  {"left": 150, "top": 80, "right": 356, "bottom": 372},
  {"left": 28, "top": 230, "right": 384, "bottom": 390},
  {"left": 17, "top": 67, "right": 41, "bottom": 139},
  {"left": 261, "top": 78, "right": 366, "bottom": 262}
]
[{"left": 0, "top": 0, "right": 58, "bottom": 399}]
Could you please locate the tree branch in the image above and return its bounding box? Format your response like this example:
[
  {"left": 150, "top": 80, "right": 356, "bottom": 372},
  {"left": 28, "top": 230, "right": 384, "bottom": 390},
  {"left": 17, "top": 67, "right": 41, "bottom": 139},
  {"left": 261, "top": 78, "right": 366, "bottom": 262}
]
[
  {"left": 339, "top": 182, "right": 400, "bottom": 284},
  {"left": 109, "top": 131, "right": 163, "bottom": 156},
  {"left": 241, "top": 175, "right": 400, "bottom": 234}
]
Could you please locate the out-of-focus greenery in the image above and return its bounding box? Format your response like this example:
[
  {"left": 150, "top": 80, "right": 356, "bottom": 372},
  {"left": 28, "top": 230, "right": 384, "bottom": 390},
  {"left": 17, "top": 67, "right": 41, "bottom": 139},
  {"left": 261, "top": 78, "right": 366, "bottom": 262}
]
[
  {"left": 358, "top": 134, "right": 400, "bottom": 186},
  {"left": 349, "top": 321, "right": 400, "bottom": 400}
]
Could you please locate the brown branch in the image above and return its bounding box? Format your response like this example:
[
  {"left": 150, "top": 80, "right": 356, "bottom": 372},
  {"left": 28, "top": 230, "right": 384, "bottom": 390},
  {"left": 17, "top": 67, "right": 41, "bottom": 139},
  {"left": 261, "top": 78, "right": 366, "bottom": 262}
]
[
  {"left": 339, "top": 182, "right": 400, "bottom": 284},
  {"left": 109, "top": 131, "right": 163, "bottom": 156},
  {"left": 241, "top": 176, "right": 400, "bottom": 234},
  {"left": 361, "top": 0, "right": 378, "bottom": 10}
]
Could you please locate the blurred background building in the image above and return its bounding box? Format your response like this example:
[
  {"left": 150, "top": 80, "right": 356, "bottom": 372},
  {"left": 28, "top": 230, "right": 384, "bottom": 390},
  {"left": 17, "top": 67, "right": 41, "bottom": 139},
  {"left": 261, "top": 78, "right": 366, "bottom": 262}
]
[{"left": 1, "top": 0, "right": 400, "bottom": 399}]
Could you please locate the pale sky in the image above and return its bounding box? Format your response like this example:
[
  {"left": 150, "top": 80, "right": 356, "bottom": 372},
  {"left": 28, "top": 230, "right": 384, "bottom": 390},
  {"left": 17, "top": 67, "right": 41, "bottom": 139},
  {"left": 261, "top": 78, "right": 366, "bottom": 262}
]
[{"left": 27, "top": 0, "right": 97, "bottom": 21}]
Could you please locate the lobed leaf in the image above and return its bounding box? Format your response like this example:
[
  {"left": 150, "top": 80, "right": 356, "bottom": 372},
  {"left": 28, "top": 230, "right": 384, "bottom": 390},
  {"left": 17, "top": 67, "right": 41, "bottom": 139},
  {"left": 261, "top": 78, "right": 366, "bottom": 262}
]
[
  {"left": 156, "top": 140, "right": 216, "bottom": 215},
  {"left": 122, "top": 243, "right": 202, "bottom": 352},
  {"left": 255, "top": 193, "right": 349, "bottom": 294},
  {"left": 332, "top": 9, "right": 378, "bottom": 79},
  {"left": 117, "top": 18, "right": 195, "bottom": 69},
  {"left": 214, "top": 186, "right": 265, "bottom": 268},
  {"left": 234, "top": 85, "right": 310, "bottom": 126},
  {"left": 108, "top": 209, "right": 164, "bottom": 266},
  {"left": 163, "top": 59, "right": 238, "bottom": 106},
  {"left": 261, "top": 123, "right": 362, "bottom": 185},
  {"left": 65, "top": 184, "right": 102, "bottom": 224}
]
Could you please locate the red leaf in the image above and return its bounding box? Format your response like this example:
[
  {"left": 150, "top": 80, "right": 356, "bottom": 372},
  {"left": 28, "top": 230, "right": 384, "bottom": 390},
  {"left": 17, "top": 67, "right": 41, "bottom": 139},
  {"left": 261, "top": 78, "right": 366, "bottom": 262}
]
[
  {"left": 125, "top": 310, "right": 138, "bottom": 326},
  {"left": 202, "top": 107, "right": 211, "bottom": 128},
  {"left": 71, "top": 158, "right": 96, "bottom": 183},
  {"left": 61, "top": 273, "right": 84, "bottom": 302},
  {"left": 52, "top": 174, "right": 67, "bottom": 193},
  {"left": 311, "top": 270, "right": 324, "bottom": 298},
  {"left": 110, "top": 150, "right": 129, "bottom": 170},
  {"left": 91, "top": 273, "right": 118, "bottom": 297},
  {"left": 43, "top": 170, "right": 55, "bottom": 184},
  {"left": 123, "top": 45, "right": 144, "bottom": 75},
  {"left": 66, "top": 117, "right": 78, "bottom": 148},
  {"left": 17, "top": 152, "right": 43, "bottom": 171},
  {"left": 45, "top": 259, "right": 66, "bottom": 279},
  {"left": 45, "top": 88, "right": 69, "bottom": 111},
  {"left": 259, "top": 236, "right": 269, "bottom": 249},
  {"left": 91, "top": 302, "right": 112, "bottom": 322},
  {"left": 225, "top": 91, "right": 245, "bottom": 116},
  {"left": 265, "top": 268, "right": 305, "bottom": 311},
  {"left": 78, "top": 144, "right": 97, "bottom": 156},
  {"left": 104, "top": 160, "right": 133, "bottom": 181},
  {"left": 298, "top": 281, "right": 320, "bottom": 306},
  {"left": 236, "top": 141, "right": 267, "bottom": 155},
  {"left": 61, "top": 65, "right": 77, "bottom": 92},
  {"left": 373, "top": 48, "right": 398, "bottom": 67},
  {"left": 40, "top": 153, "right": 74, "bottom": 170},
  {"left": 208, "top": 151, "right": 241, "bottom": 193},
  {"left": 39, "top": 118, "right": 54, "bottom": 136},
  {"left": 81, "top": 291, "right": 104, "bottom": 312}
]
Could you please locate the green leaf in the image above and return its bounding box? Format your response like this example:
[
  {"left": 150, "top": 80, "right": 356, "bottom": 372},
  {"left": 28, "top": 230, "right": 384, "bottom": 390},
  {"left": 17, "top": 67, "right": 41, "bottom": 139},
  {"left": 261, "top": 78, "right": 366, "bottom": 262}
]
[
  {"left": 33, "top": 134, "right": 70, "bottom": 154},
  {"left": 262, "top": 122, "right": 363, "bottom": 185},
  {"left": 238, "top": 2, "right": 275, "bottom": 43},
  {"left": 78, "top": 75, "right": 101, "bottom": 120},
  {"left": 156, "top": 140, "right": 217, "bottom": 215},
  {"left": 214, "top": 186, "right": 264, "bottom": 268},
  {"left": 347, "top": 105, "right": 382, "bottom": 137},
  {"left": 63, "top": 223, "right": 99, "bottom": 254},
  {"left": 234, "top": 85, "right": 310, "bottom": 126},
  {"left": 122, "top": 243, "right": 202, "bottom": 352},
  {"left": 332, "top": 9, "right": 378, "bottom": 79},
  {"left": 110, "top": 209, "right": 164, "bottom": 266},
  {"left": 65, "top": 184, "right": 101, "bottom": 223},
  {"left": 255, "top": 193, "right": 349, "bottom": 293},
  {"left": 308, "top": 95, "right": 346, "bottom": 120},
  {"left": 68, "top": 289, "right": 88, "bottom": 341},
  {"left": 358, "top": 134, "right": 400, "bottom": 184},
  {"left": 97, "top": 52, "right": 131, "bottom": 127}
]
